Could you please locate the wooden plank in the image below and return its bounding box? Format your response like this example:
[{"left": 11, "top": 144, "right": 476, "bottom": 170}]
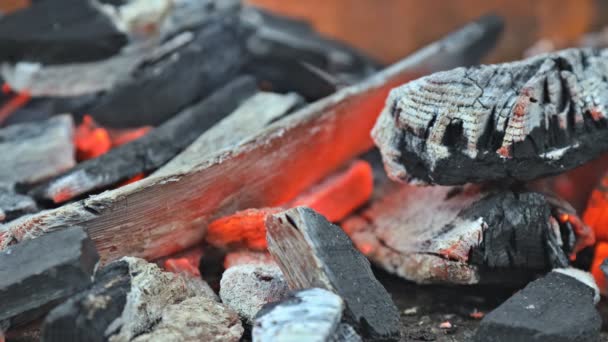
[{"left": 0, "top": 15, "right": 503, "bottom": 263}]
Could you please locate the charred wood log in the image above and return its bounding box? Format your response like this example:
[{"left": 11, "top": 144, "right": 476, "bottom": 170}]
[
  {"left": 0, "top": 0, "right": 127, "bottom": 64},
  {"left": 30, "top": 76, "right": 257, "bottom": 203},
  {"left": 253, "top": 288, "right": 345, "bottom": 342},
  {"left": 474, "top": 269, "right": 601, "bottom": 342},
  {"left": 266, "top": 207, "right": 400, "bottom": 340},
  {"left": 0, "top": 185, "right": 36, "bottom": 223},
  {"left": 0, "top": 227, "right": 98, "bottom": 328},
  {"left": 0, "top": 16, "right": 502, "bottom": 262},
  {"left": 0, "top": 114, "right": 74, "bottom": 185},
  {"left": 373, "top": 48, "right": 608, "bottom": 185}
]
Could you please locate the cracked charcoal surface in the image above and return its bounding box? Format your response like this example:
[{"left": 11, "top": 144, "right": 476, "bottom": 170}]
[{"left": 373, "top": 48, "right": 608, "bottom": 185}]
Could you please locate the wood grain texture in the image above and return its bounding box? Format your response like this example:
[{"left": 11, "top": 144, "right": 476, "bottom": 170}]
[
  {"left": 0, "top": 16, "right": 501, "bottom": 263},
  {"left": 373, "top": 48, "right": 608, "bottom": 185}
]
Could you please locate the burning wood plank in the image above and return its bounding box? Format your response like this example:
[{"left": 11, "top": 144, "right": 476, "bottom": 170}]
[
  {"left": 0, "top": 15, "right": 503, "bottom": 262},
  {"left": 30, "top": 76, "right": 257, "bottom": 203},
  {"left": 0, "top": 114, "right": 74, "bottom": 185},
  {"left": 266, "top": 207, "right": 400, "bottom": 340},
  {"left": 373, "top": 48, "right": 608, "bottom": 185},
  {"left": 342, "top": 179, "right": 588, "bottom": 284},
  {"left": 0, "top": 227, "right": 98, "bottom": 328}
]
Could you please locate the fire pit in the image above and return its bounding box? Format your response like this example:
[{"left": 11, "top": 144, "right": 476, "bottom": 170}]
[{"left": 1, "top": 1, "right": 608, "bottom": 341}]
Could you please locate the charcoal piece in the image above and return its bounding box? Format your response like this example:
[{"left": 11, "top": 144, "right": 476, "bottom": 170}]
[
  {"left": 30, "top": 76, "right": 257, "bottom": 203},
  {"left": 331, "top": 324, "right": 362, "bottom": 342},
  {"left": 474, "top": 269, "right": 601, "bottom": 342},
  {"left": 0, "top": 15, "right": 503, "bottom": 262},
  {"left": 43, "top": 257, "right": 213, "bottom": 342},
  {"left": 343, "top": 182, "right": 573, "bottom": 285},
  {"left": 41, "top": 260, "right": 131, "bottom": 342},
  {"left": 130, "top": 296, "right": 243, "bottom": 342},
  {"left": 0, "top": 186, "right": 36, "bottom": 222},
  {"left": 0, "top": 114, "right": 75, "bottom": 185},
  {"left": 373, "top": 48, "right": 608, "bottom": 185},
  {"left": 0, "top": 227, "right": 98, "bottom": 327},
  {"left": 0, "top": 0, "right": 126, "bottom": 64},
  {"left": 159, "top": 0, "right": 241, "bottom": 39},
  {"left": 219, "top": 264, "right": 290, "bottom": 322},
  {"left": 252, "top": 288, "right": 344, "bottom": 342},
  {"left": 87, "top": 17, "right": 247, "bottom": 127},
  {"left": 266, "top": 207, "right": 400, "bottom": 340}
]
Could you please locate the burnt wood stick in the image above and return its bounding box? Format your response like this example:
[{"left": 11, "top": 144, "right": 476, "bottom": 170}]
[
  {"left": 373, "top": 48, "right": 608, "bottom": 185},
  {"left": 0, "top": 0, "right": 127, "bottom": 64},
  {"left": 30, "top": 76, "right": 257, "bottom": 203},
  {"left": 0, "top": 227, "right": 98, "bottom": 328},
  {"left": 86, "top": 16, "right": 247, "bottom": 128},
  {"left": 266, "top": 207, "right": 401, "bottom": 340},
  {"left": 0, "top": 15, "right": 503, "bottom": 262},
  {"left": 0, "top": 114, "right": 75, "bottom": 185}
]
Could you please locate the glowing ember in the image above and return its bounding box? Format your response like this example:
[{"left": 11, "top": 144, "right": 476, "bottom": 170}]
[
  {"left": 108, "top": 126, "right": 151, "bottom": 147},
  {"left": 0, "top": 90, "right": 31, "bottom": 125},
  {"left": 590, "top": 242, "right": 608, "bottom": 294},
  {"left": 118, "top": 173, "right": 145, "bottom": 186},
  {"left": 1, "top": 83, "right": 11, "bottom": 94},
  {"left": 584, "top": 174, "right": 608, "bottom": 242},
  {"left": 469, "top": 310, "right": 485, "bottom": 319},
  {"left": 162, "top": 247, "right": 203, "bottom": 277},
  {"left": 206, "top": 160, "right": 374, "bottom": 250},
  {"left": 554, "top": 208, "right": 595, "bottom": 257}
]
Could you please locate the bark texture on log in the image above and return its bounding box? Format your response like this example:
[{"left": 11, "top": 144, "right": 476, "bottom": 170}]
[
  {"left": 373, "top": 48, "right": 608, "bottom": 185},
  {"left": 0, "top": 15, "right": 501, "bottom": 262},
  {"left": 267, "top": 207, "right": 400, "bottom": 340}
]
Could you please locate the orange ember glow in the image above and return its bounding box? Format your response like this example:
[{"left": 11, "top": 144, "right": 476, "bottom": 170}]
[
  {"left": 584, "top": 176, "right": 608, "bottom": 242},
  {"left": 469, "top": 310, "right": 485, "bottom": 320},
  {"left": 591, "top": 242, "right": 608, "bottom": 294},
  {"left": 119, "top": 173, "right": 145, "bottom": 187},
  {"left": 164, "top": 257, "right": 201, "bottom": 277},
  {"left": 0, "top": 90, "right": 30, "bottom": 124},
  {"left": 555, "top": 209, "right": 595, "bottom": 258},
  {"left": 1, "top": 83, "right": 11, "bottom": 94},
  {"left": 206, "top": 160, "right": 374, "bottom": 250},
  {"left": 75, "top": 115, "right": 151, "bottom": 161}
]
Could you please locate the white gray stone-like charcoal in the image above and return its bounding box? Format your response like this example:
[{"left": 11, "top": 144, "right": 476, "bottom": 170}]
[
  {"left": 0, "top": 185, "right": 37, "bottom": 222},
  {"left": 474, "top": 268, "right": 601, "bottom": 342},
  {"left": 252, "top": 288, "right": 344, "bottom": 342},
  {"left": 0, "top": 226, "right": 98, "bottom": 327},
  {"left": 373, "top": 48, "right": 608, "bottom": 185},
  {"left": 219, "top": 264, "right": 290, "bottom": 322},
  {"left": 266, "top": 207, "right": 400, "bottom": 341}
]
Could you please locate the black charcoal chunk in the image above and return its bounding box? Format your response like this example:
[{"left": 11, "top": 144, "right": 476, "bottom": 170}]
[
  {"left": 0, "top": 227, "right": 99, "bottom": 327},
  {"left": 0, "top": 185, "right": 37, "bottom": 222}
]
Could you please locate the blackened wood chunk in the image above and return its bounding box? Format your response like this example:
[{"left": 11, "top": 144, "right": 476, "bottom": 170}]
[
  {"left": 474, "top": 269, "right": 601, "bottom": 342},
  {"left": 373, "top": 48, "right": 608, "bottom": 185},
  {"left": 253, "top": 288, "right": 344, "bottom": 342},
  {"left": 88, "top": 17, "right": 247, "bottom": 127},
  {"left": 0, "top": 185, "right": 37, "bottom": 222},
  {"left": 0, "top": 0, "right": 126, "bottom": 64},
  {"left": 30, "top": 76, "right": 257, "bottom": 203},
  {"left": 0, "top": 114, "right": 75, "bottom": 185},
  {"left": 266, "top": 207, "right": 400, "bottom": 341},
  {"left": 41, "top": 260, "right": 131, "bottom": 342},
  {"left": 0, "top": 227, "right": 98, "bottom": 327}
]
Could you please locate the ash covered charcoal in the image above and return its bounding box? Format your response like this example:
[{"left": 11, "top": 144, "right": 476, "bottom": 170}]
[
  {"left": 331, "top": 324, "right": 362, "bottom": 342},
  {"left": 343, "top": 181, "right": 582, "bottom": 285},
  {"left": 0, "top": 185, "right": 36, "bottom": 222},
  {"left": 0, "top": 0, "right": 127, "bottom": 64},
  {"left": 373, "top": 48, "right": 608, "bottom": 185},
  {"left": 0, "top": 227, "right": 98, "bottom": 328},
  {"left": 130, "top": 296, "right": 243, "bottom": 342},
  {"left": 30, "top": 76, "right": 257, "bottom": 203},
  {"left": 219, "top": 264, "right": 290, "bottom": 322},
  {"left": 474, "top": 268, "right": 601, "bottom": 342},
  {"left": 252, "top": 288, "right": 345, "bottom": 342},
  {"left": 42, "top": 256, "right": 218, "bottom": 342},
  {"left": 266, "top": 207, "right": 400, "bottom": 341},
  {"left": 0, "top": 114, "right": 74, "bottom": 185}
]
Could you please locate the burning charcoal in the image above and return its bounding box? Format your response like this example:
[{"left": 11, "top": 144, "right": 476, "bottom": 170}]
[
  {"left": 0, "top": 185, "right": 36, "bottom": 222},
  {"left": 590, "top": 242, "right": 608, "bottom": 293},
  {"left": 130, "top": 296, "right": 243, "bottom": 342},
  {"left": 0, "top": 16, "right": 502, "bottom": 262},
  {"left": 373, "top": 48, "right": 608, "bottom": 185},
  {"left": 224, "top": 250, "right": 276, "bottom": 269},
  {"left": 42, "top": 257, "right": 214, "bottom": 342},
  {"left": 266, "top": 207, "right": 400, "bottom": 340},
  {"left": 87, "top": 17, "right": 247, "bottom": 127},
  {"left": 0, "top": 114, "right": 74, "bottom": 185},
  {"left": 31, "top": 76, "right": 257, "bottom": 203},
  {"left": 343, "top": 182, "right": 580, "bottom": 284},
  {"left": 161, "top": 247, "right": 219, "bottom": 301},
  {"left": 0, "top": 0, "right": 127, "bottom": 64},
  {"left": 331, "top": 324, "right": 362, "bottom": 342},
  {"left": 474, "top": 268, "right": 601, "bottom": 342},
  {"left": 159, "top": 0, "right": 241, "bottom": 40},
  {"left": 220, "top": 264, "right": 290, "bottom": 322},
  {"left": 252, "top": 288, "right": 344, "bottom": 342},
  {"left": 0, "top": 227, "right": 98, "bottom": 328}
]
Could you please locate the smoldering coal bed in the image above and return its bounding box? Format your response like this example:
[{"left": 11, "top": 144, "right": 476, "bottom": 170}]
[{"left": 2, "top": 1, "right": 608, "bottom": 342}]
